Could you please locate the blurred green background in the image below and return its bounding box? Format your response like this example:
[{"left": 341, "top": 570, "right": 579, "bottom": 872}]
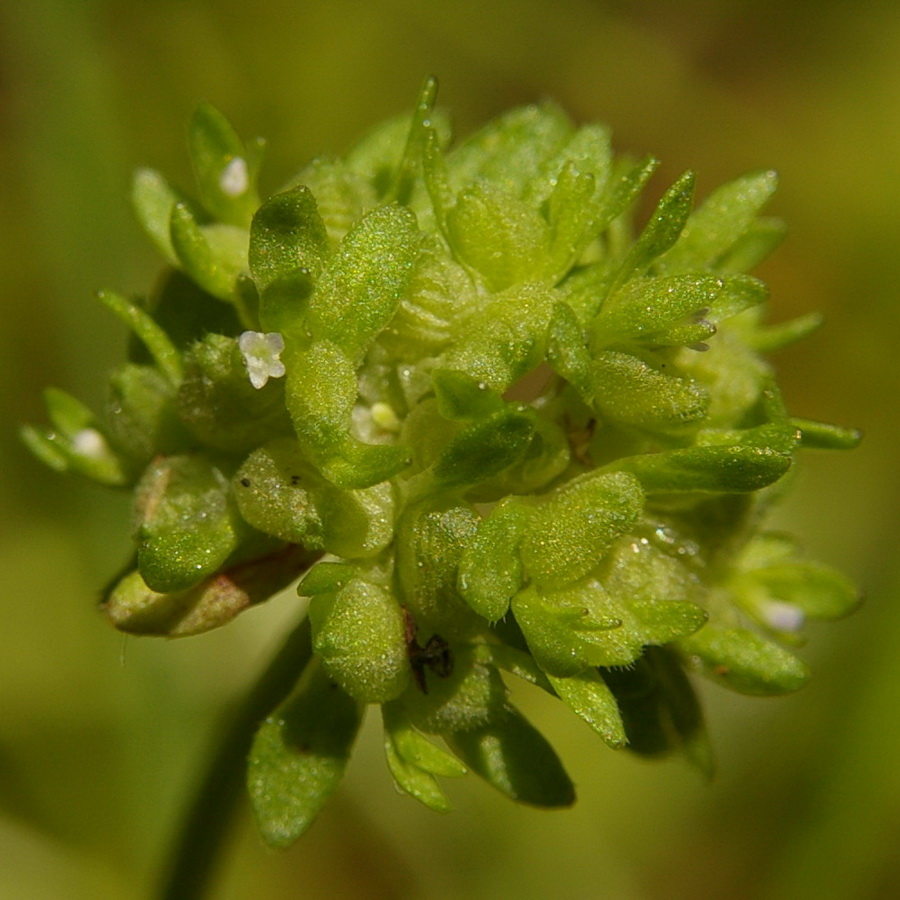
[{"left": 2, "top": 1, "right": 898, "bottom": 897}]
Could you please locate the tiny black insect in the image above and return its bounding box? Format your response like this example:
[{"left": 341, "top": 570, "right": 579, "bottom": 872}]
[{"left": 403, "top": 608, "right": 454, "bottom": 693}]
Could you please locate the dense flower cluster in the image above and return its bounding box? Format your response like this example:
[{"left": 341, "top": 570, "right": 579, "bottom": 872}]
[{"left": 24, "top": 79, "right": 859, "bottom": 844}]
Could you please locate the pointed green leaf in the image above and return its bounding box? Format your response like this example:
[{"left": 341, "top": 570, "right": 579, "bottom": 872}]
[
  {"left": 715, "top": 216, "right": 787, "bottom": 273},
  {"left": 383, "top": 703, "right": 467, "bottom": 778},
  {"left": 601, "top": 646, "right": 711, "bottom": 772},
  {"left": 387, "top": 75, "right": 439, "bottom": 205},
  {"left": 382, "top": 702, "right": 466, "bottom": 810},
  {"left": 20, "top": 419, "right": 126, "bottom": 486},
  {"left": 548, "top": 670, "right": 626, "bottom": 748},
  {"left": 747, "top": 561, "right": 861, "bottom": 621},
  {"left": 433, "top": 407, "right": 535, "bottom": 489},
  {"left": 595, "top": 155, "right": 659, "bottom": 232},
  {"left": 446, "top": 708, "right": 575, "bottom": 808},
  {"left": 131, "top": 168, "right": 187, "bottom": 265},
  {"left": 97, "top": 290, "right": 182, "bottom": 384},
  {"left": 310, "top": 579, "right": 410, "bottom": 703},
  {"left": 547, "top": 301, "right": 593, "bottom": 397},
  {"left": 458, "top": 500, "right": 529, "bottom": 621},
  {"left": 308, "top": 204, "right": 418, "bottom": 360},
  {"left": 747, "top": 312, "right": 823, "bottom": 353},
  {"left": 43, "top": 386, "right": 100, "bottom": 435},
  {"left": 395, "top": 504, "right": 481, "bottom": 636},
  {"left": 707, "top": 273, "right": 769, "bottom": 323},
  {"left": 595, "top": 272, "right": 766, "bottom": 353},
  {"left": 519, "top": 470, "right": 644, "bottom": 590},
  {"left": 593, "top": 273, "right": 723, "bottom": 351},
  {"left": 422, "top": 126, "right": 454, "bottom": 236},
  {"left": 630, "top": 600, "right": 708, "bottom": 644},
  {"left": 134, "top": 454, "right": 244, "bottom": 593},
  {"left": 511, "top": 584, "right": 623, "bottom": 677},
  {"left": 613, "top": 170, "right": 695, "bottom": 286},
  {"left": 188, "top": 102, "right": 262, "bottom": 226},
  {"left": 384, "top": 741, "right": 455, "bottom": 813},
  {"left": 249, "top": 186, "right": 329, "bottom": 293},
  {"left": 791, "top": 418, "right": 862, "bottom": 450},
  {"left": 22, "top": 388, "right": 128, "bottom": 485},
  {"left": 606, "top": 442, "right": 793, "bottom": 494},
  {"left": 248, "top": 660, "right": 363, "bottom": 848},
  {"left": 169, "top": 202, "right": 246, "bottom": 300},
  {"left": 346, "top": 102, "right": 451, "bottom": 200},
  {"left": 590, "top": 350, "right": 708, "bottom": 430},
  {"left": 544, "top": 163, "right": 601, "bottom": 280},
  {"left": 659, "top": 170, "right": 778, "bottom": 272},
  {"left": 678, "top": 625, "right": 810, "bottom": 695},
  {"left": 19, "top": 423, "right": 68, "bottom": 473}
]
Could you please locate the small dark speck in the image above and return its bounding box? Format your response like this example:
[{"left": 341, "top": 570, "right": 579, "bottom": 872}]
[
  {"left": 291, "top": 475, "right": 301, "bottom": 485},
  {"left": 240, "top": 477, "right": 251, "bottom": 487}
]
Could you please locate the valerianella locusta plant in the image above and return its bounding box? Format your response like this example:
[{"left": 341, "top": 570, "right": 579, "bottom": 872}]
[{"left": 24, "top": 78, "right": 860, "bottom": 854}]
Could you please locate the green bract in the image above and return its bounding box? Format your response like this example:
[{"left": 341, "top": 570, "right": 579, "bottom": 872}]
[{"left": 24, "top": 78, "right": 860, "bottom": 845}]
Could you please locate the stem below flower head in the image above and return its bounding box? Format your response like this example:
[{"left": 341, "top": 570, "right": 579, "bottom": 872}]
[{"left": 158, "top": 616, "right": 313, "bottom": 900}]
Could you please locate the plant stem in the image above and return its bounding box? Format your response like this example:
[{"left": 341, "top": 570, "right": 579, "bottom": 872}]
[{"left": 158, "top": 615, "right": 313, "bottom": 900}]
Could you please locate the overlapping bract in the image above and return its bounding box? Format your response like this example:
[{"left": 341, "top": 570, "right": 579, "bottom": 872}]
[{"left": 23, "top": 80, "right": 859, "bottom": 843}]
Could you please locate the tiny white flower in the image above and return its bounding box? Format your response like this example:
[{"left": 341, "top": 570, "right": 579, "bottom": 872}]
[
  {"left": 760, "top": 599, "right": 805, "bottom": 633},
  {"left": 220, "top": 156, "right": 249, "bottom": 197},
  {"left": 72, "top": 427, "right": 107, "bottom": 459},
  {"left": 238, "top": 331, "right": 286, "bottom": 389}
]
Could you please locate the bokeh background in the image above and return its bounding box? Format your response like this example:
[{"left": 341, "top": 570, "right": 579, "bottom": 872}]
[{"left": 2, "top": 1, "right": 898, "bottom": 897}]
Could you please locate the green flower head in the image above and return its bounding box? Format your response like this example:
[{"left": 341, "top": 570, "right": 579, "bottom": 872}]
[{"left": 23, "top": 77, "right": 860, "bottom": 846}]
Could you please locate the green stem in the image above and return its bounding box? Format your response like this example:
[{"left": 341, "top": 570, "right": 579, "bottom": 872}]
[{"left": 158, "top": 616, "right": 313, "bottom": 900}]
